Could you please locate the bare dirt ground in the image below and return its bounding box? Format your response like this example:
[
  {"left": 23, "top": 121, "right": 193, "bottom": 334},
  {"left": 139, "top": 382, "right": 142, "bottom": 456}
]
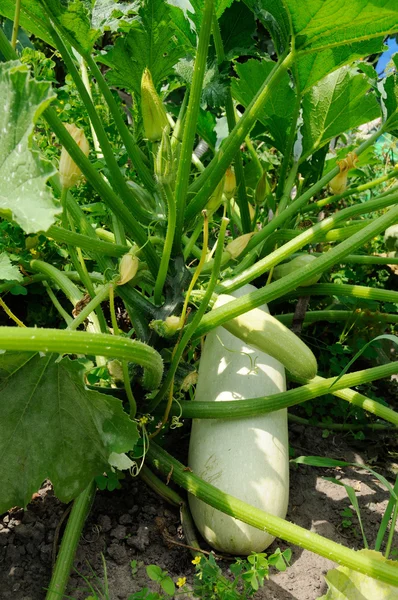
[{"left": 1, "top": 422, "right": 397, "bottom": 600}]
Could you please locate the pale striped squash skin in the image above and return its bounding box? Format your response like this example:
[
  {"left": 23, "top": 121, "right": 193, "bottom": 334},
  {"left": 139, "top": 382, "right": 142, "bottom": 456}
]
[{"left": 188, "top": 284, "right": 289, "bottom": 555}]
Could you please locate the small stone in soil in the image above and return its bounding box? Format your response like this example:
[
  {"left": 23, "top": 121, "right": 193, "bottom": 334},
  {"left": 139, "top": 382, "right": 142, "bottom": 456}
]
[
  {"left": 111, "top": 525, "right": 127, "bottom": 540},
  {"left": 126, "top": 524, "right": 150, "bottom": 552},
  {"left": 119, "top": 514, "right": 132, "bottom": 525},
  {"left": 98, "top": 514, "right": 112, "bottom": 532},
  {"left": 108, "top": 542, "right": 128, "bottom": 565}
]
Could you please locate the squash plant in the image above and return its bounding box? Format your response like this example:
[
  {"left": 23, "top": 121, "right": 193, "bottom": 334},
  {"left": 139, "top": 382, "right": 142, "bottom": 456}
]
[{"left": 0, "top": 0, "right": 398, "bottom": 597}]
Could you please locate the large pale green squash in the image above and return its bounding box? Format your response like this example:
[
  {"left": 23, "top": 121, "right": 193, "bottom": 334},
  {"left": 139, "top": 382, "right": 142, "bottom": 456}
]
[{"left": 188, "top": 284, "right": 289, "bottom": 554}]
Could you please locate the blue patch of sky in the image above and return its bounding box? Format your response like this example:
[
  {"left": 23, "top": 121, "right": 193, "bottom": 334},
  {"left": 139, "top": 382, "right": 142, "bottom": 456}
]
[{"left": 377, "top": 37, "right": 398, "bottom": 76}]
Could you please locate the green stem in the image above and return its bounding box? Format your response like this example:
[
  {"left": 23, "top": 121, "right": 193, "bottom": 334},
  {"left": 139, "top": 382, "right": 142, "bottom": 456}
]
[
  {"left": 154, "top": 183, "right": 176, "bottom": 305},
  {"left": 140, "top": 466, "right": 203, "bottom": 556},
  {"left": 148, "top": 217, "right": 229, "bottom": 411},
  {"left": 147, "top": 443, "right": 398, "bottom": 587},
  {"left": 212, "top": 11, "right": 251, "bottom": 233},
  {"left": 301, "top": 253, "right": 398, "bottom": 266},
  {"left": 245, "top": 136, "right": 263, "bottom": 181},
  {"left": 288, "top": 414, "right": 394, "bottom": 431},
  {"left": 160, "top": 363, "right": 398, "bottom": 424},
  {"left": 385, "top": 500, "right": 398, "bottom": 559},
  {"left": 31, "top": 260, "right": 82, "bottom": 305},
  {"left": 84, "top": 54, "right": 154, "bottom": 193},
  {"left": 305, "top": 167, "right": 398, "bottom": 213},
  {"left": 275, "top": 310, "right": 398, "bottom": 327},
  {"left": 62, "top": 192, "right": 155, "bottom": 332},
  {"left": 42, "top": 281, "right": 73, "bottom": 326},
  {"left": 183, "top": 219, "right": 205, "bottom": 261},
  {"left": 0, "top": 272, "right": 104, "bottom": 296},
  {"left": 174, "top": 0, "right": 215, "bottom": 252},
  {"left": 185, "top": 51, "right": 293, "bottom": 223},
  {"left": 277, "top": 161, "right": 299, "bottom": 214},
  {"left": 60, "top": 186, "right": 68, "bottom": 229},
  {"left": 375, "top": 476, "right": 398, "bottom": 553},
  {"left": 44, "top": 107, "right": 160, "bottom": 277},
  {"left": 47, "top": 225, "right": 128, "bottom": 257},
  {"left": 282, "top": 283, "right": 398, "bottom": 305},
  {"left": 215, "top": 192, "right": 398, "bottom": 296},
  {"left": 69, "top": 283, "right": 112, "bottom": 331},
  {"left": 140, "top": 465, "right": 182, "bottom": 507},
  {"left": 0, "top": 327, "right": 163, "bottom": 390},
  {"left": 45, "top": 482, "right": 96, "bottom": 600},
  {"left": 108, "top": 285, "right": 137, "bottom": 418},
  {"left": 11, "top": 0, "right": 21, "bottom": 49},
  {"left": 275, "top": 93, "right": 301, "bottom": 202}
]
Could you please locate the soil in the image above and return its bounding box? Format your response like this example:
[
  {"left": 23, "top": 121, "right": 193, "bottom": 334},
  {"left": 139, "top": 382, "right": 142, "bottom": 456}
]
[{"left": 1, "top": 425, "right": 397, "bottom": 600}]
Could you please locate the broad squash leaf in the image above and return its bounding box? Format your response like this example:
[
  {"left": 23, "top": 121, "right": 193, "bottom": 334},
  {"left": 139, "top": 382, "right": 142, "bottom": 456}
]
[
  {"left": 0, "top": 352, "right": 139, "bottom": 512},
  {"left": 318, "top": 550, "right": 398, "bottom": 599},
  {"left": 300, "top": 66, "right": 380, "bottom": 161},
  {"left": 245, "top": 0, "right": 398, "bottom": 92},
  {"left": 0, "top": 61, "right": 59, "bottom": 234}
]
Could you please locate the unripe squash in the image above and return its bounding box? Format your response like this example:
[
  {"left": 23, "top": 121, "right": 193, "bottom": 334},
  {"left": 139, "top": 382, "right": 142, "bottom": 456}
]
[{"left": 188, "top": 284, "right": 289, "bottom": 554}]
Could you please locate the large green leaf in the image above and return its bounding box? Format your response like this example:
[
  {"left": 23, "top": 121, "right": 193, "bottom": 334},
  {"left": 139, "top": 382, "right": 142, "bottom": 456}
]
[
  {"left": 0, "top": 352, "right": 139, "bottom": 512},
  {"left": 100, "top": 0, "right": 185, "bottom": 96},
  {"left": 231, "top": 58, "right": 296, "bottom": 152},
  {"left": 0, "top": 61, "right": 59, "bottom": 234},
  {"left": 246, "top": 0, "right": 397, "bottom": 91},
  {"left": 318, "top": 550, "right": 398, "bottom": 599},
  {"left": 300, "top": 66, "right": 381, "bottom": 160},
  {"left": 287, "top": 0, "right": 398, "bottom": 91}
]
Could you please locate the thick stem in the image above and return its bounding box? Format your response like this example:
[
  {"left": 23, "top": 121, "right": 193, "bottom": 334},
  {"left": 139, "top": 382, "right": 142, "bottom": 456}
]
[
  {"left": 275, "top": 309, "right": 398, "bottom": 327},
  {"left": 11, "top": 0, "right": 21, "bottom": 49},
  {"left": 31, "top": 260, "right": 82, "bottom": 306},
  {"left": 161, "top": 362, "right": 398, "bottom": 424},
  {"left": 282, "top": 283, "right": 398, "bottom": 305},
  {"left": 47, "top": 225, "right": 128, "bottom": 257},
  {"left": 288, "top": 414, "right": 394, "bottom": 431},
  {"left": 45, "top": 482, "right": 96, "bottom": 600},
  {"left": 174, "top": 0, "right": 215, "bottom": 252},
  {"left": 0, "top": 327, "right": 163, "bottom": 390},
  {"left": 147, "top": 444, "right": 398, "bottom": 587}
]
